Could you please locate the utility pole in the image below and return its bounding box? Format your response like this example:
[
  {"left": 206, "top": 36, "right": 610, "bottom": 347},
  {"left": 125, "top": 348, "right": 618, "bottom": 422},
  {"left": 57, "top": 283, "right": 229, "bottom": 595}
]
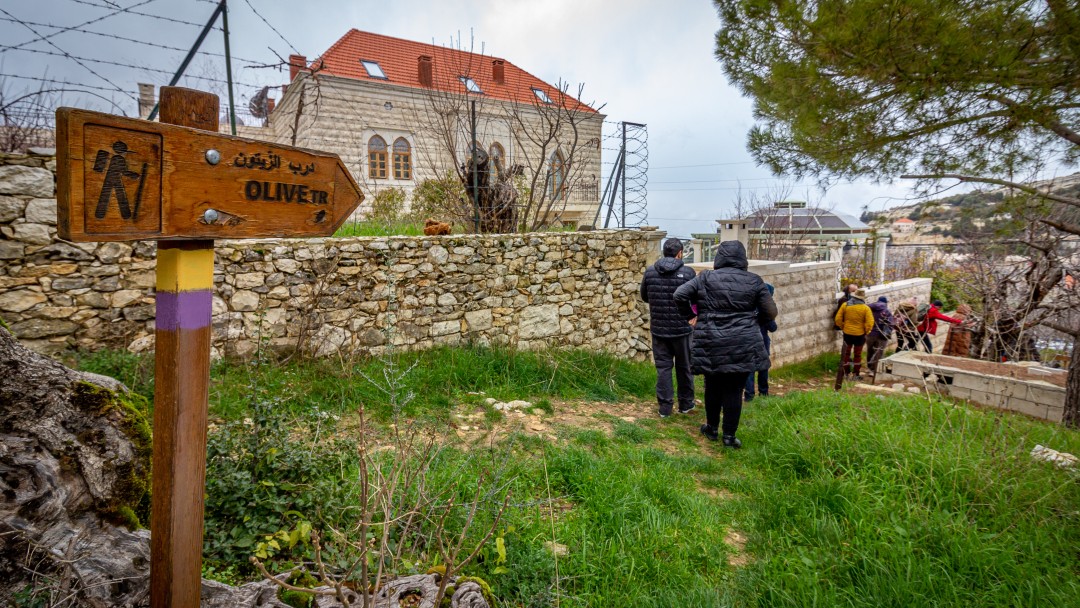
[
  {"left": 221, "top": 0, "right": 237, "bottom": 135},
  {"left": 621, "top": 121, "right": 627, "bottom": 228},
  {"left": 470, "top": 100, "right": 480, "bottom": 233}
]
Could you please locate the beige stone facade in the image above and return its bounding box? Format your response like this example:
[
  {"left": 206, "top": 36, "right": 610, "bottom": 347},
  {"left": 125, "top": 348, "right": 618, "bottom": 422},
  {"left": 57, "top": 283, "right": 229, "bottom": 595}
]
[{"left": 256, "top": 73, "right": 604, "bottom": 226}]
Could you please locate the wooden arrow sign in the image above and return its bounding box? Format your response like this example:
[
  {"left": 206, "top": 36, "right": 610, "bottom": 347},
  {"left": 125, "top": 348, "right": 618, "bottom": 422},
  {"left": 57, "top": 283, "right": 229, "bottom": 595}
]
[{"left": 55, "top": 108, "right": 364, "bottom": 241}]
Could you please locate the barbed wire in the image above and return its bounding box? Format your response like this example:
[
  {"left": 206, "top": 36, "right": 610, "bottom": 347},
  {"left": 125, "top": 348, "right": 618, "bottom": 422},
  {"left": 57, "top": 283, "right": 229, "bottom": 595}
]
[
  {"left": 0, "top": 7, "right": 135, "bottom": 102},
  {"left": 0, "top": 15, "right": 261, "bottom": 64},
  {"left": 65, "top": 0, "right": 224, "bottom": 32},
  {"left": 0, "top": 0, "right": 157, "bottom": 54},
  {"left": 0, "top": 45, "right": 266, "bottom": 92},
  {"left": 241, "top": 0, "right": 299, "bottom": 55}
]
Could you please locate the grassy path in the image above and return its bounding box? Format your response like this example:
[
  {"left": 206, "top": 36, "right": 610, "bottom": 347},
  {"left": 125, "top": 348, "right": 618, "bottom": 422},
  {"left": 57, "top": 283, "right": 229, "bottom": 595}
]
[{"left": 76, "top": 348, "right": 1080, "bottom": 607}]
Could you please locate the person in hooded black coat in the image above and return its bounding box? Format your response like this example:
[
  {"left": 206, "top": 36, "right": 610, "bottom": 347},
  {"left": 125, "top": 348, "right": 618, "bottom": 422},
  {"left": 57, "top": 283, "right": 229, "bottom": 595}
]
[
  {"left": 640, "top": 238, "right": 697, "bottom": 417},
  {"left": 674, "top": 241, "right": 777, "bottom": 448}
]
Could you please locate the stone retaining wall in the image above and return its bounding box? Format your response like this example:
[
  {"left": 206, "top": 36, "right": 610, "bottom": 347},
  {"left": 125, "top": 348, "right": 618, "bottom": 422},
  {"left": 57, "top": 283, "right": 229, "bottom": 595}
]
[
  {"left": 1, "top": 151, "right": 930, "bottom": 366},
  {"left": 688, "top": 262, "right": 933, "bottom": 367}
]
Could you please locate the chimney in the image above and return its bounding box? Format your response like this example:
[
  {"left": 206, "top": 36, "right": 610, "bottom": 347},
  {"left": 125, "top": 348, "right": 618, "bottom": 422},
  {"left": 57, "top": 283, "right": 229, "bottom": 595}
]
[
  {"left": 266, "top": 98, "right": 276, "bottom": 114},
  {"left": 137, "top": 83, "right": 155, "bottom": 119},
  {"left": 492, "top": 59, "right": 505, "bottom": 85},
  {"left": 289, "top": 54, "right": 307, "bottom": 81},
  {"left": 418, "top": 55, "right": 433, "bottom": 87},
  {"left": 281, "top": 84, "right": 289, "bottom": 96}
]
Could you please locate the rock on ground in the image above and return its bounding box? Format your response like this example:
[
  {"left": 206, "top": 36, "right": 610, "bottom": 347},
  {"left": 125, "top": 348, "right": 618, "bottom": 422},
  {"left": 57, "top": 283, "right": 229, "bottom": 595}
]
[{"left": 0, "top": 327, "right": 490, "bottom": 607}]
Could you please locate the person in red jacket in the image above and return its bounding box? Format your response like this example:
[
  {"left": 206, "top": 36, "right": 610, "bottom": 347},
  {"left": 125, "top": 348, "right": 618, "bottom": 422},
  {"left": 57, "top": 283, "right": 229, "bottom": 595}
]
[{"left": 917, "top": 300, "right": 963, "bottom": 353}]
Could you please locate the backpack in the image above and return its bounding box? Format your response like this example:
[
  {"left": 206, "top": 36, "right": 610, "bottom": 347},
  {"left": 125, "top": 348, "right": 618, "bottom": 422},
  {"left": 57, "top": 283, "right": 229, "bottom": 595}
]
[{"left": 896, "top": 302, "right": 929, "bottom": 327}]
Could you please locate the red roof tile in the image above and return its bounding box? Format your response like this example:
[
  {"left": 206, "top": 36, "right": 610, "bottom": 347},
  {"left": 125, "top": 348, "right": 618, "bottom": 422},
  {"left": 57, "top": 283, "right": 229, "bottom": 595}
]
[{"left": 307, "top": 29, "right": 597, "bottom": 113}]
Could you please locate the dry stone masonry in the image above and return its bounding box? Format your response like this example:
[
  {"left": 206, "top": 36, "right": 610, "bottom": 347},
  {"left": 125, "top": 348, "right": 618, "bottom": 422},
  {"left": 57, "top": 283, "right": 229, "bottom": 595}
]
[
  {"left": 0, "top": 151, "right": 661, "bottom": 358},
  {"left": 1, "top": 151, "right": 929, "bottom": 365}
]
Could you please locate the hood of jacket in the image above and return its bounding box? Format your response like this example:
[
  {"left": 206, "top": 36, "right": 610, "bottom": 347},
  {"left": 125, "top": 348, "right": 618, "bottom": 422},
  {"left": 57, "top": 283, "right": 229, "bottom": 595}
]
[
  {"left": 654, "top": 256, "right": 685, "bottom": 275},
  {"left": 713, "top": 241, "right": 748, "bottom": 271},
  {"left": 848, "top": 296, "right": 865, "bottom": 306},
  {"left": 868, "top": 300, "right": 888, "bottom": 314}
]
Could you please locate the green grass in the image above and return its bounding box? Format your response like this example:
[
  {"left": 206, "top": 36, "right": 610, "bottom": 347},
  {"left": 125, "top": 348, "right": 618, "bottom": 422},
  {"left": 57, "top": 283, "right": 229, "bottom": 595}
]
[
  {"left": 332, "top": 220, "right": 427, "bottom": 237},
  {"left": 75, "top": 345, "right": 656, "bottom": 421},
  {"left": 73, "top": 347, "right": 1080, "bottom": 606}
]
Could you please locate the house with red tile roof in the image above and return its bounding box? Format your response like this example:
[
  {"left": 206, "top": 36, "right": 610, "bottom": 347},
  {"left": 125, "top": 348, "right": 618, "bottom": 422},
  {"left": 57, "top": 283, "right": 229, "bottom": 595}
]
[
  {"left": 891, "top": 217, "right": 917, "bottom": 233},
  {"left": 265, "top": 29, "right": 605, "bottom": 228}
]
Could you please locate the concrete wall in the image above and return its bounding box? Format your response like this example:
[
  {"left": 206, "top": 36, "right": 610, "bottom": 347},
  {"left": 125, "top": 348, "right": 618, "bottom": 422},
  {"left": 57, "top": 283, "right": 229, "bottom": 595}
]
[
  {"left": 688, "top": 261, "right": 933, "bottom": 367},
  {"left": 882, "top": 351, "right": 1065, "bottom": 422}
]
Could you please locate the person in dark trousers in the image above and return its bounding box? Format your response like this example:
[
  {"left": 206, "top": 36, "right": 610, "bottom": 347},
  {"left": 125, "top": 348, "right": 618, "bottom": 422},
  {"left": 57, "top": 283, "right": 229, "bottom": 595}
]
[
  {"left": 834, "top": 287, "right": 874, "bottom": 387},
  {"left": 745, "top": 283, "right": 777, "bottom": 401},
  {"left": 674, "top": 241, "right": 777, "bottom": 448},
  {"left": 894, "top": 299, "right": 921, "bottom": 351},
  {"left": 640, "top": 238, "right": 697, "bottom": 417},
  {"left": 916, "top": 300, "right": 964, "bottom": 353},
  {"left": 866, "top": 296, "right": 895, "bottom": 374}
]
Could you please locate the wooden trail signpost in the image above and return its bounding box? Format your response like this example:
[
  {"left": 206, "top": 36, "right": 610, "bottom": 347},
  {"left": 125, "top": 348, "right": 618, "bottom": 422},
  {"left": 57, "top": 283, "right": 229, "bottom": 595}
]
[{"left": 55, "top": 87, "right": 364, "bottom": 607}]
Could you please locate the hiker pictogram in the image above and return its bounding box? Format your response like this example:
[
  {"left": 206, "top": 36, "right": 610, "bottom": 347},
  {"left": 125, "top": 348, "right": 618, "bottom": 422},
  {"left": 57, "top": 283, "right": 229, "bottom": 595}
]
[{"left": 92, "top": 141, "right": 148, "bottom": 220}]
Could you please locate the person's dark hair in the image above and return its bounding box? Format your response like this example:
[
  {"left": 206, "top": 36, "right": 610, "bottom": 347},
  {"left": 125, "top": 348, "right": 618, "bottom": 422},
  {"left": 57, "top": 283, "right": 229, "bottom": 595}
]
[
  {"left": 662, "top": 238, "right": 684, "bottom": 258},
  {"left": 933, "top": 300, "right": 943, "bottom": 307}
]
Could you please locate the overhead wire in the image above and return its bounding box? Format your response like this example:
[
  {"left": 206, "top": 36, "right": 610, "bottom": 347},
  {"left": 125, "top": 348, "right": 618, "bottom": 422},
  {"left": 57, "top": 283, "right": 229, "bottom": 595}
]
[
  {"left": 0, "top": 0, "right": 157, "bottom": 54},
  {"left": 241, "top": 0, "right": 300, "bottom": 55},
  {"left": 0, "top": 7, "right": 136, "bottom": 103},
  {"left": 0, "top": 15, "right": 260, "bottom": 64},
  {"left": 65, "top": 0, "right": 223, "bottom": 31}
]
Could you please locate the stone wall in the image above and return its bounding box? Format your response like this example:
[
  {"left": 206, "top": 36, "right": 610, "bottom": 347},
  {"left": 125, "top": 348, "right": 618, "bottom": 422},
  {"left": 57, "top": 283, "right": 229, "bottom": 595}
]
[
  {"left": 688, "top": 261, "right": 933, "bottom": 367},
  {"left": 1, "top": 151, "right": 930, "bottom": 366}
]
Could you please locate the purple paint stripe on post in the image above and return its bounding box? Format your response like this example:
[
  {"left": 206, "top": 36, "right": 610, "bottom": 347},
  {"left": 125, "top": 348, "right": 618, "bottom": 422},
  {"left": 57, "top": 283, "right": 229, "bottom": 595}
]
[{"left": 156, "top": 290, "right": 213, "bottom": 331}]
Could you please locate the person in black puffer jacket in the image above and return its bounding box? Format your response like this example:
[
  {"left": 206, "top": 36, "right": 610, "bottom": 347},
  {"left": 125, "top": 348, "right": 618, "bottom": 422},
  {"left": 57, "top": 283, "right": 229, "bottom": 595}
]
[
  {"left": 640, "top": 238, "right": 697, "bottom": 417},
  {"left": 674, "top": 241, "right": 777, "bottom": 448}
]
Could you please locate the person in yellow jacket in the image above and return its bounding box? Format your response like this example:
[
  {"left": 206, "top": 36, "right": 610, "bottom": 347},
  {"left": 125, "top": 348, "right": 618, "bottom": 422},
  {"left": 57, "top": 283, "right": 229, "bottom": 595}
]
[{"left": 834, "top": 287, "right": 875, "bottom": 385}]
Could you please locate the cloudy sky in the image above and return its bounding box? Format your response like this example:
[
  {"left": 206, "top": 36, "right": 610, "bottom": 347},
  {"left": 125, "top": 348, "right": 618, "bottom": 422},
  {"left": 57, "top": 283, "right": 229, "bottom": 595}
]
[{"left": 1, "top": 0, "right": 924, "bottom": 238}]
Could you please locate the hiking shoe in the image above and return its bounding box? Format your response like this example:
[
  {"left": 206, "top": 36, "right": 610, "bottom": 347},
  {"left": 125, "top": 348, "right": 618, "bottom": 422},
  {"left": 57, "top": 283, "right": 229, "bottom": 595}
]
[
  {"left": 852, "top": 375, "right": 864, "bottom": 382},
  {"left": 722, "top": 435, "right": 742, "bottom": 449},
  {"left": 659, "top": 411, "right": 671, "bottom": 419},
  {"left": 744, "top": 393, "right": 754, "bottom": 402},
  {"left": 677, "top": 404, "right": 696, "bottom": 414},
  {"left": 699, "top": 424, "right": 719, "bottom": 441}
]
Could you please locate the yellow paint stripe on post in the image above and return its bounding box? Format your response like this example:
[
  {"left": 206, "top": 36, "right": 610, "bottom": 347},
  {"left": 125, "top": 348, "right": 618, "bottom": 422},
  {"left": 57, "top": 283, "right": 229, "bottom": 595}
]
[{"left": 156, "top": 245, "right": 215, "bottom": 292}]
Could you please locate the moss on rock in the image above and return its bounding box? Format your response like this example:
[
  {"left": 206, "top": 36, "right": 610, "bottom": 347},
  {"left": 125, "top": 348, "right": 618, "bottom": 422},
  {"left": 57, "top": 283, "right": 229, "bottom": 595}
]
[{"left": 71, "top": 381, "right": 153, "bottom": 529}]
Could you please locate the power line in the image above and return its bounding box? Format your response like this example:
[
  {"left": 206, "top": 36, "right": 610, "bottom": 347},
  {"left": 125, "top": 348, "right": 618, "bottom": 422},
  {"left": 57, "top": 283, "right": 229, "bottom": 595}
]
[
  {"left": 651, "top": 161, "right": 758, "bottom": 169},
  {"left": 0, "top": 7, "right": 135, "bottom": 103},
  {"left": 650, "top": 176, "right": 796, "bottom": 185}
]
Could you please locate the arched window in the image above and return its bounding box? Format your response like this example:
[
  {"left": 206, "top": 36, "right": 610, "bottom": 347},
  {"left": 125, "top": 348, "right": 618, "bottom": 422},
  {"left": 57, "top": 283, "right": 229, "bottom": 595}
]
[
  {"left": 368, "top": 135, "right": 387, "bottom": 179},
  {"left": 488, "top": 142, "right": 504, "bottom": 177},
  {"left": 392, "top": 138, "right": 411, "bottom": 180},
  {"left": 547, "top": 150, "right": 565, "bottom": 199}
]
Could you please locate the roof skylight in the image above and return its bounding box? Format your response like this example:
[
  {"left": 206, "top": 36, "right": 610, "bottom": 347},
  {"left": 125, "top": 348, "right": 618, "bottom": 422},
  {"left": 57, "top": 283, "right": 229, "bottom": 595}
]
[
  {"left": 459, "top": 76, "right": 483, "bottom": 94},
  {"left": 361, "top": 60, "right": 387, "bottom": 79},
  {"left": 532, "top": 88, "right": 553, "bottom": 104}
]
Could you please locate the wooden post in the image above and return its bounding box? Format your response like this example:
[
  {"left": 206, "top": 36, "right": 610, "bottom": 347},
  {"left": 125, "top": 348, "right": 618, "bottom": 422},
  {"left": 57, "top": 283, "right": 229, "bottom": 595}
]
[{"left": 151, "top": 87, "right": 218, "bottom": 608}]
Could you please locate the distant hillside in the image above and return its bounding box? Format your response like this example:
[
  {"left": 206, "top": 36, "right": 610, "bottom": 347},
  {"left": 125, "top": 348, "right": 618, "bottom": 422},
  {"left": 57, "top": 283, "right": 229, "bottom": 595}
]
[{"left": 862, "top": 173, "right": 1080, "bottom": 241}]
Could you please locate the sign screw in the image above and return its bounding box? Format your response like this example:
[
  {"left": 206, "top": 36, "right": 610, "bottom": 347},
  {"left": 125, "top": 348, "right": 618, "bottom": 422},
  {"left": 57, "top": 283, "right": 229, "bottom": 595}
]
[
  {"left": 205, "top": 149, "right": 221, "bottom": 165},
  {"left": 203, "top": 209, "right": 219, "bottom": 223}
]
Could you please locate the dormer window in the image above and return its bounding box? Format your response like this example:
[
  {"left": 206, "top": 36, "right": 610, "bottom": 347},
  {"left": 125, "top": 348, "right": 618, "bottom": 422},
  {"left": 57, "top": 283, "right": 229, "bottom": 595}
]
[
  {"left": 532, "top": 88, "right": 553, "bottom": 104},
  {"left": 361, "top": 60, "right": 387, "bottom": 79},
  {"left": 459, "top": 76, "right": 483, "bottom": 94}
]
